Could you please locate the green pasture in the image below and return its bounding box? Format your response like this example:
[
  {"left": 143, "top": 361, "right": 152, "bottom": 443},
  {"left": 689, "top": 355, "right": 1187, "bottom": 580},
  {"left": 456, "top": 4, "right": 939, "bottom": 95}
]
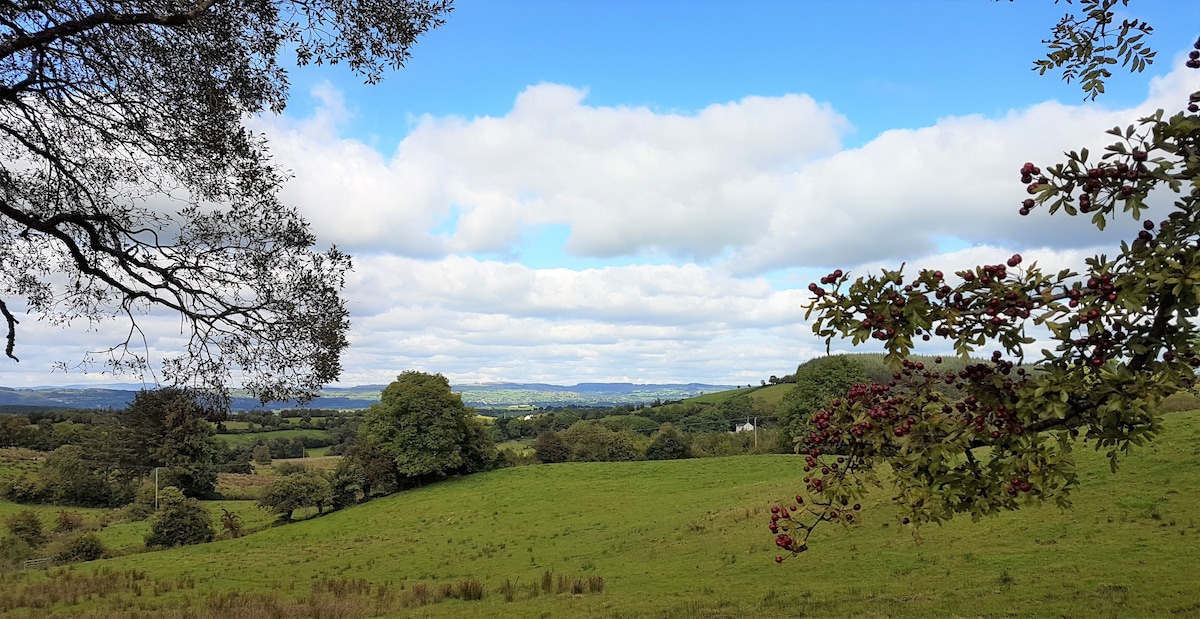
[
  {"left": 0, "top": 500, "right": 275, "bottom": 557},
  {"left": 686, "top": 383, "right": 790, "bottom": 406},
  {"left": 2, "top": 412, "right": 1199, "bottom": 617},
  {"left": 213, "top": 428, "right": 331, "bottom": 448}
]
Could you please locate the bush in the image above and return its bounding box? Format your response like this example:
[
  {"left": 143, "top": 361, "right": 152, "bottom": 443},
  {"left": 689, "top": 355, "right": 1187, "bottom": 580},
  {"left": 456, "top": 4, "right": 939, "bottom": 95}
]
[
  {"left": 5, "top": 510, "right": 46, "bottom": 548},
  {"left": 252, "top": 444, "right": 272, "bottom": 465},
  {"left": 274, "top": 461, "right": 308, "bottom": 476},
  {"left": 0, "top": 474, "right": 46, "bottom": 504},
  {"left": 118, "top": 486, "right": 157, "bottom": 523},
  {"left": 145, "top": 486, "right": 214, "bottom": 548},
  {"left": 0, "top": 535, "right": 34, "bottom": 566},
  {"left": 533, "top": 431, "right": 570, "bottom": 464},
  {"left": 41, "top": 444, "right": 136, "bottom": 507},
  {"left": 219, "top": 508, "right": 243, "bottom": 539},
  {"left": 54, "top": 510, "right": 84, "bottom": 533},
  {"left": 493, "top": 448, "right": 537, "bottom": 468},
  {"left": 645, "top": 425, "right": 691, "bottom": 460},
  {"left": 1159, "top": 391, "right": 1200, "bottom": 414},
  {"left": 329, "top": 467, "right": 364, "bottom": 509},
  {"left": 560, "top": 422, "right": 639, "bottom": 462},
  {"left": 54, "top": 532, "right": 105, "bottom": 563}
]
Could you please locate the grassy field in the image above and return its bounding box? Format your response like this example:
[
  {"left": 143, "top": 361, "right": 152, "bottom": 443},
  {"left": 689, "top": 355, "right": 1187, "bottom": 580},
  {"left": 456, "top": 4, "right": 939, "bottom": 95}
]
[
  {"left": 2, "top": 412, "right": 1200, "bottom": 617},
  {"left": 212, "top": 428, "right": 331, "bottom": 448},
  {"left": 686, "top": 383, "right": 791, "bottom": 407},
  {"left": 0, "top": 499, "right": 277, "bottom": 558},
  {"left": 495, "top": 439, "right": 534, "bottom": 456}
]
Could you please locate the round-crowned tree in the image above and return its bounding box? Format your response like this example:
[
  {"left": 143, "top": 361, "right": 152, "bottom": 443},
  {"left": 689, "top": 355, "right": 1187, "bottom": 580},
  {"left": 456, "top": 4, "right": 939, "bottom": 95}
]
[
  {"left": 357, "top": 371, "right": 496, "bottom": 486},
  {"left": 258, "top": 473, "right": 331, "bottom": 521}
]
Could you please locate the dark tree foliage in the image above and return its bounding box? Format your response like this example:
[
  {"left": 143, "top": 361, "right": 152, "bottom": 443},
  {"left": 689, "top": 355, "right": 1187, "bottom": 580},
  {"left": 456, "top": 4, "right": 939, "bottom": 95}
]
[
  {"left": 109, "top": 388, "right": 219, "bottom": 497},
  {"left": 257, "top": 472, "right": 330, "bottom": 520},
  {"left": 144, "top": 486, "right": 213, "bottom": 547},
  {"left": 36, "top": 443, "right": 135, "bottom": 506},
  {"left": 356, "top": 371, "right": 495, "bottom": 485},
  {"left": 559, "top": 421, "right": 639, "bottom": 462},
  {"left": 532, "top": 430, "right": 570, "bottom": 464},
  {"left": 644, "top": 425, "right": 691, "bottom": 461},
  {"left": 4, "top": 509, "right": 45, "bottom": 547},
  {"left": 771, "top": 6, "right": 1200, "bottom": 560},
  {"left": 778, "top": 355, "right": 869, "bottom": 441},
  {"left": 0, "top": 0, "right": 453, "bottom": 407}
]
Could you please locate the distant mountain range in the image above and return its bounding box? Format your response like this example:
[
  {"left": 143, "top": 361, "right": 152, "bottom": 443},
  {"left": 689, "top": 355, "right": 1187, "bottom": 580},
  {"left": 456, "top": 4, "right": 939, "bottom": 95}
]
[{"left": 0, "top": 381, "right": 738, "bottom": 411}]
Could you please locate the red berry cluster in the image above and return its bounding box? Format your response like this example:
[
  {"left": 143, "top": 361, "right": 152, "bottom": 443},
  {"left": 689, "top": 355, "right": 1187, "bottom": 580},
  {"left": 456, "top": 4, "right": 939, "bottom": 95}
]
[
  {"left": 1188, "top": 39, "right": 1200, "bottom": 112},
  {"left": 808, "top": 269, "right": 844, "bottom": 297},
  {"left": 1133, "top": 217, "right": 1174, "bottom": 250},
  {"left": 1020, "top": 158, "right": 1147, "bottom": 216},
  {"left": 801, "top": 381, "right": 892, "bottom": 452},
  {"left": 949, "top": 353, "right": 1027, "bottom": 438},
  {"left": 1058, "top": 272, "right": 1135, "bottom": 367},
  {"left": 767, "top": 492, "right": 865, "bottom": 564},
  {"left": 1006, "top": 471, "right": 1033, "bottom": 496},
  {"left": 767, "top": 495, "right": 810, "bottom": 563},
  {"left": 1018, "top": 162, "right": 1047, "bottom": 215}
]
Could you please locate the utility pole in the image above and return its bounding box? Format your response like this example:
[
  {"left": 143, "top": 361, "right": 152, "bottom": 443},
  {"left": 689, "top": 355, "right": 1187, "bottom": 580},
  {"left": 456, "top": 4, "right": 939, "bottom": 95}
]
[{"left": 154, "top": 467, "right": 160, "bottom": 509}]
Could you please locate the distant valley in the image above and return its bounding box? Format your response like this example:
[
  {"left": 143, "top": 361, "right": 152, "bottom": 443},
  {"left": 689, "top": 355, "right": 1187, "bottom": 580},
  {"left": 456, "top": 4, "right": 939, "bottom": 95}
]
[{"left": 0, "top": 381, "right": 739, "bottom": 412}]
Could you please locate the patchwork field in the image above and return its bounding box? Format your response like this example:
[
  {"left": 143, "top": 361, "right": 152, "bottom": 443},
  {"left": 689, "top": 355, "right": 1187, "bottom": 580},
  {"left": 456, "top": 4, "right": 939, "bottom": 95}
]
[{"left": 1, "top": 412, "right": 1199, "bottom": 618}]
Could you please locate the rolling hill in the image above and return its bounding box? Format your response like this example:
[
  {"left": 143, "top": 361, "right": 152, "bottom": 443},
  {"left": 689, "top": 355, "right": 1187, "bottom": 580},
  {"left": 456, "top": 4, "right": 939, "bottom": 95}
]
[{"left": 3, "top": 411, "right": 1199, "bottom": 618}]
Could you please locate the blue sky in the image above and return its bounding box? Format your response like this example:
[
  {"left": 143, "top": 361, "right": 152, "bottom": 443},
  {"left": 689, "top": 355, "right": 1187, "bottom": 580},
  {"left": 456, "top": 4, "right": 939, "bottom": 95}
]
[{"left": 5, "top": 0, "right": 1200, "bottom": 388}]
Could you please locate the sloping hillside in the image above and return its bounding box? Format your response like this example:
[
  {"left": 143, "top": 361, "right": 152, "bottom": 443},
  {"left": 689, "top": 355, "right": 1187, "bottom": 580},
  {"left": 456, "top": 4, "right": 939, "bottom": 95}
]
[{"left": 3, "top": 412, "right": 1200, "bottom": 618}]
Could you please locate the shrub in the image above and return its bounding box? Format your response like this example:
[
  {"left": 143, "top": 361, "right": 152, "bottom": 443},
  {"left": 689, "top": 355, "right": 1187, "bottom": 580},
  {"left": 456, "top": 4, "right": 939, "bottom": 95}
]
[
  {"left": 0, "top": 535, "right": 34, "bottom": 566},
  {"left": 533, "top": 431, "right": 570, "bottom": 464},
  {"left": 328, "top": 467, "right": 364, "bottom": 509},
  {"left": 54, "top": 532, "right": 105, "bottom": 563},
  {"left": 274, "top": 461, "right": 308, "bottom": 476},
  {"left": 145, "top": 486, "right": 214, "bottom": 547},
  {"left": 252, "top": 444, "right": 272, "bottom": 466},
  {"left": 645, "top": 425, "right": 691, "bottom": 460},
  {"left": 1, "top": 474, "right": 46, "bottom": 503},
  {"left": 1159, "top": 391, "right": 1200, "bottom": 414},
  {"left": 54, "top": 510, "right": 84, "bottom": 533},
  {"left": 220, "top": 508, "right": 243, "bottom": 539},
  {"left": 560, "top": 422, "right": 640, "bottom": 462},
  {"left": 5, "top": 510, "right": 46, "bottom": 548},
  {"left": 454, "top": 578, "right": 484, "bottom": 600}
]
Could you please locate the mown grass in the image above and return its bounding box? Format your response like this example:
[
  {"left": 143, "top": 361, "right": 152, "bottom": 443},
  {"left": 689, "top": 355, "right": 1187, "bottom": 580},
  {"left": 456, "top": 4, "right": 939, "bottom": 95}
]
[{"left": 2, "top": 412, "right": 1200, "bottom": 617}]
